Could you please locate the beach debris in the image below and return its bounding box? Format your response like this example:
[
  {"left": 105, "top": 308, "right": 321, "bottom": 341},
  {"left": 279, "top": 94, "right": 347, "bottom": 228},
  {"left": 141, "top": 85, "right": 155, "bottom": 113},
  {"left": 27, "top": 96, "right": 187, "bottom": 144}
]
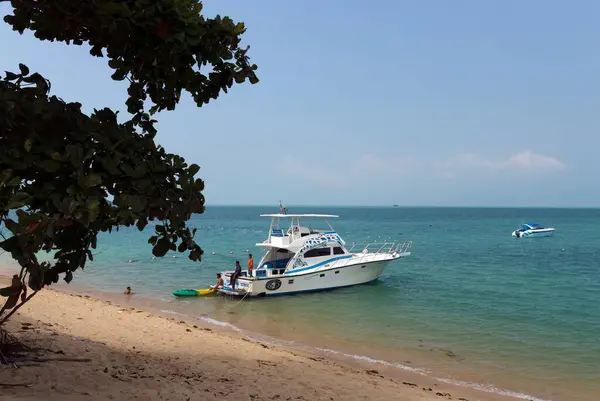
[
  {"left": 257, "top": 359, "right": 277, "bottom": 367},
  {"left": 0, "top": 382, "right": 34, "bottom": 388},
  {"left": 30, "top": 357, "right": 92, "bottom": 363},
  {"left": 402, "top": 381, "right": 417, "bottom": 387}
]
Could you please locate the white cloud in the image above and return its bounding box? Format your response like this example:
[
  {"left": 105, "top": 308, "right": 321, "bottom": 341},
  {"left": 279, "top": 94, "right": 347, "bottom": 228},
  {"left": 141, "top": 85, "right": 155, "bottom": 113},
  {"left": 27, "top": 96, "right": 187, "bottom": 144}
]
[
  {"left": 444, "top": 151, "right": 565, "bottom": 173},
  {"left": 278, "top": 151, "right": 565, "bottom": 190},
  {"left": 503, "top": 151, "right": 565, "bottom": 170}
]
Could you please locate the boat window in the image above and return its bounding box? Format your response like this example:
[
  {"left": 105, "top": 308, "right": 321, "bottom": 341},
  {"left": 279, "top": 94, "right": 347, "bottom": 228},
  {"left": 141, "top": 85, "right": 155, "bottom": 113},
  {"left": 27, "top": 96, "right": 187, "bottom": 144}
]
[
  {"left": 304, "top": 248, "right": 331, "bottom": 258},
  {"left": 332, "top": 247, "right": 345, "bottom": 255}
]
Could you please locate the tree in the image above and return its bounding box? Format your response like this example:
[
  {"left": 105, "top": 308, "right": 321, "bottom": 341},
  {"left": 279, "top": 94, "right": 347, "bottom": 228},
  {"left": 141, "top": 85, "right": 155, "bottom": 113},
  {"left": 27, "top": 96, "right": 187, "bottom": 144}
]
[{"left": 0, "top": 0, "right": 258, "bottom": 325}]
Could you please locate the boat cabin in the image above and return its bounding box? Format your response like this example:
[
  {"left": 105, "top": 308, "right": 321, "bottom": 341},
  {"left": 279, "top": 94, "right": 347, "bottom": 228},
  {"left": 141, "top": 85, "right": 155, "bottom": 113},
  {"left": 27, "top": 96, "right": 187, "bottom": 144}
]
[{"left": 253, "top": 214, "right": 349, "bottom": 278}]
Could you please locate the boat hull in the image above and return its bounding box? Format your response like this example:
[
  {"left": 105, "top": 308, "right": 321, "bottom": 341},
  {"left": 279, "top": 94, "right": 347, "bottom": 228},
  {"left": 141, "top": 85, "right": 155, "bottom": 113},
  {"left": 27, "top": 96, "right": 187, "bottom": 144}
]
[
  {"left": 220, "top": 260, "right": 390, "bottom": 297},
  {"left": 512, "top": 228, "right": 555, "bottom": 238}
]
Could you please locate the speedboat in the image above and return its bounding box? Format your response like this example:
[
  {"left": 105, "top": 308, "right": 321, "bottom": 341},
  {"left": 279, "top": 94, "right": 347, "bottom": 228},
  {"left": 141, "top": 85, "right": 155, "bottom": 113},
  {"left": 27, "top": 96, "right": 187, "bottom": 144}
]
[
  {"left": 217, "top": 213, "right": 412, "bottom": 297},
  {"left": 512, "top": 222, "right": 555, "bottom": 238}
]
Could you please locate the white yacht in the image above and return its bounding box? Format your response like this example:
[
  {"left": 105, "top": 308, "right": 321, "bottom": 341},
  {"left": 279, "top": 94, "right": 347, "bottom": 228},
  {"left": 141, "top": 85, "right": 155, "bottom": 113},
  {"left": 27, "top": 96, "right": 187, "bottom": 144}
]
[{"left": 217, "top": 213, "right": 411, "bottom": 297}]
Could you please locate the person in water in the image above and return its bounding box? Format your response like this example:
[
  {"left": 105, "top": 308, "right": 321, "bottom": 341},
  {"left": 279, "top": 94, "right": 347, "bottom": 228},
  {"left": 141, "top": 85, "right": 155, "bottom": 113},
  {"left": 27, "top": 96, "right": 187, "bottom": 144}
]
[
  {"left": 215, "top": 273, "right": 224, "bottom": 289},
  {"left": 124, "top": 286, "right": 133, "bottom": 295},
  {"left": 230, "top": 261, "right": 242, "bottom": 291},
  {"left": 247, "top": 253, "right": 254, "bottom": 276}
]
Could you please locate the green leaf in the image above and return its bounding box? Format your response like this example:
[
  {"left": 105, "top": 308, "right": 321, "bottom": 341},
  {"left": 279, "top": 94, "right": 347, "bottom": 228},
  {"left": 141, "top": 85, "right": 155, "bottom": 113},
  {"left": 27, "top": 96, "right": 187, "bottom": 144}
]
[
  {"left": 136, "top": 217, "right": 147, "bottom": 231},
  {"left": 5, "top": 71, "right": 19, "bottom": 80},
  {"left": 24, "top": 139, "right": 32, "bottom": 152},
  {"left": 87, "top": 200, "right": 100, "bottom": 210},
  {"left": 18, "top": 63, "right": 29, "bottom": 75},
  {"left": 189, "top": 249, "right": 202, "bottom": 261},
  {"left": 7, "top": 192, "right": 30, "bottom": 209},
  {"left": 152, "top": 237, "right": 170, "bottom": 257},
  {"left": 188, "top": 164, "right": 200, "bottom": 176},
  {"left": 64, "top": 271, "right": 73, "bottom": 283},
  {"left": 84, "top": 174, "right": 102, "bottom": 187},
  {"left": 90, "top": 45, "right": 103, "bottom": 57},
  {"left": 38, "top": 160, "right": 60, "bottom": 172},
  {"left": 111, "top": 68, "right": 128, "bottom": 81}
]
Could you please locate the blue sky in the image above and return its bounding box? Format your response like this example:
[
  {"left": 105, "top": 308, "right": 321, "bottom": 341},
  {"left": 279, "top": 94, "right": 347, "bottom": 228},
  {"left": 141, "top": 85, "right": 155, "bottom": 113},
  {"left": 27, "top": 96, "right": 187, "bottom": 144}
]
[{"left": 1, "top": 1, "right": 599, "bottom": 207}]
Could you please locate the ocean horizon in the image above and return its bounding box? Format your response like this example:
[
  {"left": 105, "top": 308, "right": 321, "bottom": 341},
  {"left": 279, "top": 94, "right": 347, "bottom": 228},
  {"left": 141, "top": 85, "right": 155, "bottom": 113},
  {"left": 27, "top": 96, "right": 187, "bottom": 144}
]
[
  {"left": 205, "top": 204, "right": 600, "bottom": 209},
  {"left": 2, "top": 206, "right": 599, "bottom": 401}
]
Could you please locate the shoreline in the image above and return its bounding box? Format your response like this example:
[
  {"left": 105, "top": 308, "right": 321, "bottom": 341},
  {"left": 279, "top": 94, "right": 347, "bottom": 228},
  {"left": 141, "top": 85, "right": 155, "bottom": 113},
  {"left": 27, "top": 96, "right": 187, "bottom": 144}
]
[{"left": 0, "top": 273, "right": 553, "bottom": 401}]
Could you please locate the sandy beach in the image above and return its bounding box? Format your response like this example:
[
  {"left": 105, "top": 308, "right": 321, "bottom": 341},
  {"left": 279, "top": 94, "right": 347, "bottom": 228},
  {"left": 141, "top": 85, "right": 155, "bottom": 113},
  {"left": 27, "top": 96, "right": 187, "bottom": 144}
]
[{"left": 0, "top": 274, "right": 529, "bottom": 401}]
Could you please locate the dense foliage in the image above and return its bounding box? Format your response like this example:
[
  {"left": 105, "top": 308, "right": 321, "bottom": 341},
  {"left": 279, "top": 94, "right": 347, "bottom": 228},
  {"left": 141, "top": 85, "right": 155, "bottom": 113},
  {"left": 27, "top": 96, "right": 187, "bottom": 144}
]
[{"left": 0, "top": 0, "right": 258, "bottom": 319}]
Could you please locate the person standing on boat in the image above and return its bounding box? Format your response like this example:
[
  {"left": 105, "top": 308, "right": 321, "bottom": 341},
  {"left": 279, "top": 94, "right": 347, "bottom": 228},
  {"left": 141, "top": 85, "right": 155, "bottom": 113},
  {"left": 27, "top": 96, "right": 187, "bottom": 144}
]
[
  {"left": 230, "top": 261, "right": 242, "bottom": 291},
  {"left": 247, "top": 254, "right": 254, "bottom": 276}
]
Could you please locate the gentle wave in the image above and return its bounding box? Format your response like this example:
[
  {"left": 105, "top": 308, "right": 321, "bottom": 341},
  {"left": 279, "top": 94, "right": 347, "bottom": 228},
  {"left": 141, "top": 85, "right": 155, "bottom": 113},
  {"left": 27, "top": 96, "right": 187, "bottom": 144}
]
[
  {"left": 197, "top": 316, "right": 242, "bottom": 332},
  {"left": 158, "top": 309, "right": 187, "bottom": 316},
  {"left": 435, "top": 377, "right": 551, "bottom": 401},
  {"left": 189, "top": 313, "right": 549, "bottom": 401},
  {"left": 314, "top": 346, "right": 428, "bottom": 374}
]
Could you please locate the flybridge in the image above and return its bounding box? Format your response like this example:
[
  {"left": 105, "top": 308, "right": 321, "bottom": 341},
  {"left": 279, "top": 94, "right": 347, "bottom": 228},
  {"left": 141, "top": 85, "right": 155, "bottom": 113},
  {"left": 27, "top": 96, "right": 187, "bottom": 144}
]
[{"left": 259, "top": 214, "right": 338, "bottom": 247}]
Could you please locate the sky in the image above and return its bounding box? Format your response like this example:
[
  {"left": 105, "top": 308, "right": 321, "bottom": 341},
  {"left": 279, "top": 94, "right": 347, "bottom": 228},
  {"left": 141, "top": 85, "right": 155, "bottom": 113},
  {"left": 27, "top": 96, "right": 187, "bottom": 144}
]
[{"left": 1, "top": 1, "right": 599, "bottom": 207}]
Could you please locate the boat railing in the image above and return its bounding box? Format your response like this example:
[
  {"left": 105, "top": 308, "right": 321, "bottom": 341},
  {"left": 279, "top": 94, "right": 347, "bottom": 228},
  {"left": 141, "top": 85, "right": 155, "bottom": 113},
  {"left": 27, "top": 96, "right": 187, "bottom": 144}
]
[{"left": 346, "top": 241, "right": 412, "bottom": 255}]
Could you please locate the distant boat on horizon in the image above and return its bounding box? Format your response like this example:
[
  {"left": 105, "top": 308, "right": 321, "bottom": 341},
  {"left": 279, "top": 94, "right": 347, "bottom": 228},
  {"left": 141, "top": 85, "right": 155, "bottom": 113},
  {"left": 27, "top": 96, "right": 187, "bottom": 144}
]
[
  {"left": 393, "top": 204, "right": 399, "bottom": 207},
  {"left": 512, "top": 222, "right": 555, "bottom": 238}
]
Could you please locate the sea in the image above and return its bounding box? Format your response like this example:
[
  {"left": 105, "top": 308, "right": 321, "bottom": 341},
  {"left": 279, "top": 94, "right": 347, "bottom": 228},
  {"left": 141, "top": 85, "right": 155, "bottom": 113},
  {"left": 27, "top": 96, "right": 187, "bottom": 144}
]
[{"left": 2, "top": 206, "right": 599, "bottom": 401}]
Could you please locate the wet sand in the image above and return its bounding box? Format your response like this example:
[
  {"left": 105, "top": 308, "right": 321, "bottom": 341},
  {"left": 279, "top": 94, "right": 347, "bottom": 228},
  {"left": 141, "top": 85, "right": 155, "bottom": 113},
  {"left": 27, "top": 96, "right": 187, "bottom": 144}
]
[{"left": 0, "top": 274, "right": 523, "bottom": 401}]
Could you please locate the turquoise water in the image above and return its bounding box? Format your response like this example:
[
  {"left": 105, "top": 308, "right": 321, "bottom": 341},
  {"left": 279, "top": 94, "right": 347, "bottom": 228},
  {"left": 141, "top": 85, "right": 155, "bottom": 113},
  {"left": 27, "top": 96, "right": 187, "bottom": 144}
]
[{"left": 2, "top": 206, "right": 599, "bottom": 400}]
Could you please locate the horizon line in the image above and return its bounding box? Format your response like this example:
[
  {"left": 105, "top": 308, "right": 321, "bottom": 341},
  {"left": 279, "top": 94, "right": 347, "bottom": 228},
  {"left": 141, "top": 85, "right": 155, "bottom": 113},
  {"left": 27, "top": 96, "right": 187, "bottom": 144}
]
[{"left": 203, "top": 204, "right": 600, "bottom": 209}]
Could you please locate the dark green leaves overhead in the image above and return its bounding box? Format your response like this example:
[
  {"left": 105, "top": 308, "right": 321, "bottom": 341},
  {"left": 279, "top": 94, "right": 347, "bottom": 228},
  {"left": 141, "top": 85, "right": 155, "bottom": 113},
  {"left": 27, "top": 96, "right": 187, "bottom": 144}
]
[
  {"left": 0, "top": 0, "right": 257, "bottom": 295},
  {"left": 1, "top": 66, "right": 207, "bottom": 291},
  {"left": 3, "top": 0, "right": 259, "bottom": 134}
]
